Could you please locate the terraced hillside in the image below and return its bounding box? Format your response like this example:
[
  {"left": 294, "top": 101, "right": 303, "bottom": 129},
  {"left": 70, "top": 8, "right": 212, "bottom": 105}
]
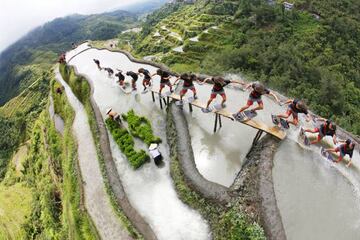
[
  {"left": 118, "top": 1, "right": 238, "bottom": 73},
  {"left": 114, "top": 0, "right": 360, "bottom": 135}
]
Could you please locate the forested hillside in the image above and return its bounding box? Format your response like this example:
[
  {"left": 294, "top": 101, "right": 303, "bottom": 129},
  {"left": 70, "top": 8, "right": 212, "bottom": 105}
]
[
  {"left": 0, "top": 10, "right": 137, "bottom": 105},
  {"left": 120, "top": 0, "right": 360, "bottom": 135}
]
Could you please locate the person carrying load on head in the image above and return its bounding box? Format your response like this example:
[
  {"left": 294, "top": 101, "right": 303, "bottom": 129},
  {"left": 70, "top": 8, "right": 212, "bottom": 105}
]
[
  {"left": 149, "top": 143, "right": 163, "bottom": 166},
  {"left": 173, "top": 73, "right": 200, "bottom": 104},
  {"left": 276, "top": 99, "right": 311, "bottom": 126},
  {"left": 151, "top": 69, "right": 173, "bottom": 95},
  {"left": 236, "top": 82, "right": 279, "bottom": 115},
  {"left": 93, "top": 59, "right": 101, "bottom": 70},
  {"left": 106, "top": 108, "right": 122, "bottom": 124},
  {"left": 115, "top": 70, "right": 126, "bottom": 89},
  {"left": 126, "top": 71, "right": 139, "bottom": 91},
  {"left": 203, "top": 76, "right": 245, "bottom": 110},
  {"left": 324, "top": 139, "right": 356, "bottom": 167},
  {"left": 300, "top": 118, "right": 337, "bottom": 145},
  {"left": 138, "top": 68, "right": 152, "bottom": 92}
]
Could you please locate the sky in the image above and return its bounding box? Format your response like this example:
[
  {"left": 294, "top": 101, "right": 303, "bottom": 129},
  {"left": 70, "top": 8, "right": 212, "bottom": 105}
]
[{"left": 0, "top": 0, "right": 146, "bottom": 52}]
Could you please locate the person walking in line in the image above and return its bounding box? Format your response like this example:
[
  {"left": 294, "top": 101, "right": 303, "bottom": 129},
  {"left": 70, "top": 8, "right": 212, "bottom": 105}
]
[{"left": 236, "top": 82, "right": 280, "bottom": 115}]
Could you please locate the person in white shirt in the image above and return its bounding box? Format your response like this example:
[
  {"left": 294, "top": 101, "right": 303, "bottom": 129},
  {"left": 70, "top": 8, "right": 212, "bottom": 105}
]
[{"left": 149, "top": 143, "right": 163, "bottom": 165}]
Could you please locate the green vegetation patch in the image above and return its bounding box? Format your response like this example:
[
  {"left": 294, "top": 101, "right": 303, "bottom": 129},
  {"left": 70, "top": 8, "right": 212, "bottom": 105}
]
[
  {"left": 20, "top": 79, "right": 98, "bottom": 239},
  {"left": 0, "top": 183, "right": 32, "bottom": 239},
  {"left": 122, "top": 110, "right": 162, "bottom": 146},
  {"left": 105, "top": 118, "right": 149, "bottom": 169},
  {"left": 0, "top": 66, "right": 49, "bottom": 180}
]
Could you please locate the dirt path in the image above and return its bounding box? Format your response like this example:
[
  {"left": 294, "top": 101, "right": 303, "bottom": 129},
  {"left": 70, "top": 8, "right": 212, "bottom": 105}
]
[{"left": 55, "top": 69, "right": 132, "bottom": 240}]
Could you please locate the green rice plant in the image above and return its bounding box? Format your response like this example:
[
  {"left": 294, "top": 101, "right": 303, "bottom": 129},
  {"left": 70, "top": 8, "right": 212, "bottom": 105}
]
[
  {"left": 105, "top": 118, "right": 149, "bottom": 169},
  {"left": 122, "top": 110, "right": 162, "bottom": 146}
]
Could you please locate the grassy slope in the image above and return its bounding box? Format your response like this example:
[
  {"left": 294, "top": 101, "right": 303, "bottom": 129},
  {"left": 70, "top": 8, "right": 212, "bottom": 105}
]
[
  {"left": 0, "top": 77, "right": 99, "bottom": 239},
  {"left": 0, "top": 65, "right": 49, "bottom": 180},
  {"left": 0, "top": 183, "right": 31, "bottom": 240}
]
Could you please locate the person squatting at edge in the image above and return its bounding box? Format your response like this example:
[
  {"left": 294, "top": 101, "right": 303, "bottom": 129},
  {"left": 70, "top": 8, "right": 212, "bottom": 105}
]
[
  {"left": 151, "top": 69, "right": 173, "bottom": 95},
  {"left": 173, "top": 73, "right": 200, "bottom": 103},
  {"left": 277, "top": 99, "right": 312, "bottom": 126},
  {"left": 301, "top": 118, "right": 337, "bottom": 145},
  {"left": 138, "top": 68, "right": 152, "bottom": 92},
  {"left": 106, "top": 108, "right": 121, "bottom": 124},
  {"left": 237, "top": 82, "right": 280, "bottom": 114},
  {"left": 126, "top": 71, "right": 139, "bottom": 91},
  {"left": 325, "top": 139, "right": 356, "bottom": 167},
  {"left": 203, "top": 77, "right": 245, "bottom": 109}
]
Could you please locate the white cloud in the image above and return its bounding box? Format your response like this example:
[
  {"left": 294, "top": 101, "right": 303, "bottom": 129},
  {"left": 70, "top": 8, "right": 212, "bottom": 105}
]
[{"left": 0, "top": 0, "right": 145, "bottom": 52}]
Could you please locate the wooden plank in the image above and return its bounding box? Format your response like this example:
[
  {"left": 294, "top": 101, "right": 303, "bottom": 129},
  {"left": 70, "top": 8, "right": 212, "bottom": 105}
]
[{"left": 150, "top": 89, "right": 286, "bottom": 140}]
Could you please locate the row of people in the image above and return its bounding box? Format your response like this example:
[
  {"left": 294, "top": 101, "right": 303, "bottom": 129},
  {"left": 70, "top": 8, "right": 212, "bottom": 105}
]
[{"left": 95, "top": 59, "right": 356, "bottom": 166}]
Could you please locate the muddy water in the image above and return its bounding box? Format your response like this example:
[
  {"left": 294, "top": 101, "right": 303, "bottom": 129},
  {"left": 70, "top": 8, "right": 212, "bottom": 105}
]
[
  {"left": 67, "top": 44, "right": 360, "bottom": 239},
  {"left": 55, "top": 69, "right": 131, "bottom": 239},
  {"left": 181, "top": 82, "right": 283, "bottom": 187},
  {"left": 67, "top": 47, "right": 210, "bottom": 240},
  {"left": 273, "top": 134, "right": 360, "bottom": 239}
]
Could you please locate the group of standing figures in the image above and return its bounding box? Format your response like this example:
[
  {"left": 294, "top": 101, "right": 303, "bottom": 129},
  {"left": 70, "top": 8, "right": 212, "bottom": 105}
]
[{"left": 94, "top": 59, "right": 356, "bottom": 167}]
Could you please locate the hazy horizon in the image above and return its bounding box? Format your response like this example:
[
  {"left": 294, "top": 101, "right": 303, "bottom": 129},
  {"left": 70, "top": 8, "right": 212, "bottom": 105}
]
[{"left": 0, "top": 0, "right": 149, "bottom": 53}]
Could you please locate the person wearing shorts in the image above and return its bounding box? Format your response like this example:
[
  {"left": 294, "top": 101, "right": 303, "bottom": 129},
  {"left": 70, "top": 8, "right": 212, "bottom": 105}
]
[
  {"left": 115, "top": 70, "right": 125, "bottom": 89},
  {"left": 302, "top": 119, "right": 337, "bottom": 145},
  {"left": 325, "top": 139, "right": 356, "bottom": 167},
  {"left": 237, "top": 82, "right": 279, "bottom": 114},
  {"left": 204, "top": 77, "right": 243, "bottom": 109},
  {"left": 173, "top": 73, "right": 198, "bottom": 102},
  {"left": 277, "top": 99, "right": 311, "bottom": 126},
  {"left": 151, "top": 69, "right": 173, "bottom": 94},
  {"left": 138, "top": 68, "right": 152, "bottom": 92},
  {"left": 126, "top": 71, "right": 139, "bottom": 91}
]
